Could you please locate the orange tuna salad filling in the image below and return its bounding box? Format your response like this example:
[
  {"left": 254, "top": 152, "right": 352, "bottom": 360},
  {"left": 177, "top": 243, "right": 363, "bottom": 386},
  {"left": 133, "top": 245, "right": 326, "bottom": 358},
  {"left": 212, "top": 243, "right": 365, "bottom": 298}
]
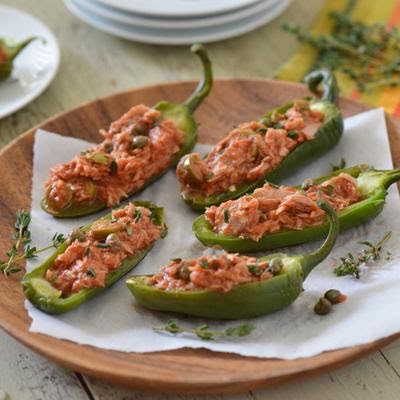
[
  {"left": 205, "top": 173, "right": 360, "bottom": 241},
  {"left": 146, "top": 254, "right": 281, "bottom": 293},
  {"left": 45, "top": 105, "right": 184, "bottom": 211},
  {"left": 177, "top": 100, "right": 324, "bottom": 198},
  {"left": 45, "top": 203, "right": 163, "bottom": 296}
]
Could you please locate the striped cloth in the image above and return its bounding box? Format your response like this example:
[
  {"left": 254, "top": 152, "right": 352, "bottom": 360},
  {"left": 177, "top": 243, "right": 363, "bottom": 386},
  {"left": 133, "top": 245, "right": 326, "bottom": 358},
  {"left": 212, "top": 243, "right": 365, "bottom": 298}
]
[{"left": 277, "top": 0, "right": 400, "bottom": 116}]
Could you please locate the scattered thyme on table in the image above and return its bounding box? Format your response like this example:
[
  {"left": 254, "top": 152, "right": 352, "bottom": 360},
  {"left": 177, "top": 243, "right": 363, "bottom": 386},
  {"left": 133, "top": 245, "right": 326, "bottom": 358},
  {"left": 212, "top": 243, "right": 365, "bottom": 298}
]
[
  {"left": 282, "top": 0, "right": 400, "bottom": 92},
  {"left": 154, "top": 319, "right": 255, "bottom": 341},
  {"left": 334, "top": 232, "right": 392, "bottom": 279},
  {"left": 0, "top": 210, "right": 65, "bottom": 277}
]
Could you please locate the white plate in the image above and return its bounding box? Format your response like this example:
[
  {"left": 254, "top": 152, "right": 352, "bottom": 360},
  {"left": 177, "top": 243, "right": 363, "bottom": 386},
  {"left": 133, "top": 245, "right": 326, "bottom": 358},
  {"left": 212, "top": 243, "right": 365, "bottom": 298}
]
[
  {"left": 0, "top": 5, "right": 59, "bottom": 119},
  {"left": 94, "top": 0, "right": 261, "bottom": 18},
  {"left": 74, "top": 0, "right": 277, "bottom": 30},
  {"left": 64, "top": 0, "right": 291, "bottom": 45}
]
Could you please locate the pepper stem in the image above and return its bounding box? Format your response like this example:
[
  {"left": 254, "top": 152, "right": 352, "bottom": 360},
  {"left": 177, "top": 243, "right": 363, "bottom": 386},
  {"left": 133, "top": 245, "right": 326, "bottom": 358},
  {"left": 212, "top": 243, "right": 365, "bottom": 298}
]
[
  {"left": 8, "top": 36, "right": 40, "bottom": 61},
  {"left": 381, "top": 168, "right": 400, "bottom": 190},
  {"left": 301, "top": 200, "right": 339, "bottom": 278},
  {"left": 183, "top": 43, "right": 213, "bottom": 114},
  {"left": 304, "top": 69, "right": 339, "bottom": 105}
]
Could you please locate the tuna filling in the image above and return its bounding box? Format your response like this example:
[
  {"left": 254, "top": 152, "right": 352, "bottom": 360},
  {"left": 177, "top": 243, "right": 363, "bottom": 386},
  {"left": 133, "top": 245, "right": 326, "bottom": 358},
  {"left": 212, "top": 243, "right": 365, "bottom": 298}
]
[
  {"left": 46, "top": 203, "right": 163, "bottom": 296},
  {"left": 177, "top": 100, "right": 324, "bottom": 198},
  {"left": 205, "top": 172, "right": 360, "bottom": 241},
  {"left": 45, "top": 105, "right": 184, "bottom": 211},
  {"left": 146, "top": 254, "right": 281, "bottom": 293}
]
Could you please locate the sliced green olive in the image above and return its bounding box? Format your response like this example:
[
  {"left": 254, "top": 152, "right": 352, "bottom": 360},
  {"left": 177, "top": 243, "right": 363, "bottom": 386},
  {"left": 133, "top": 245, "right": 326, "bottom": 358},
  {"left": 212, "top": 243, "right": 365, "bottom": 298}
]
[
  {"left": 106, "top": 233, "right": 121, "bottom": 253},
  {"left": 294, "top": 99, "right": 310, "bottom": 110},
  {"left": 87, "top": 152, "right": 109, "bottom": 165},
  {"left": 67, "top": 228, "right": 85, "bottom": 244},
  {"left": 179, "top": 154, "right": 204, "bottom": 185},
  {"left": 80, "top": 179, "right": 98, "bottom": 201},
  {"left": 92, "top": 221, "right": 124, "bottom": 240},
  {"left": 268, "top": 257, "right": 283, "bottom": 275},
  {"left": 132, "top": 135, "right": 149, "bottom": 149},
  {"left": 45, "top": 181, "right": 73, "bottom": 212}
]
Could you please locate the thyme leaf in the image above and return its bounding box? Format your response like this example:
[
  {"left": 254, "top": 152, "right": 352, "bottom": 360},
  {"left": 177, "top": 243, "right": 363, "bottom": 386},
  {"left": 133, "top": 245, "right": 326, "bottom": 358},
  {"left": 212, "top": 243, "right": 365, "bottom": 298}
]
[
  {"left": 154, "top": 319, "right": 255, "bottom": 341},
  {"left": 334, "top": 232, "right": 392, "bottom": 278},
  {"left": 0, "top": 210, "right": 66, "bottom": 277}
]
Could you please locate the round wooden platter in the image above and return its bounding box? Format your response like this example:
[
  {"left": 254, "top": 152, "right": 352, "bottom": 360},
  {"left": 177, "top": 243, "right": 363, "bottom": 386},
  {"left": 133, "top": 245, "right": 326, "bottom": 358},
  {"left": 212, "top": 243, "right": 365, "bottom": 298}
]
[{"left": 1, "top": 79, "right": 400, "bottom": 395}]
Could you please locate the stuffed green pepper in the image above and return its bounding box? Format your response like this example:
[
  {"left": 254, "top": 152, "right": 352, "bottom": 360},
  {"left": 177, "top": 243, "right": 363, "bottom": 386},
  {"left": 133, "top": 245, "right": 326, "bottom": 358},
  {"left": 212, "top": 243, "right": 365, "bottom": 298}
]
[
  {"left": 22, "top": 201, "right": 167, "bottom": 314},
  {"left": 126, "top": 201, "right": 338, "bottom": 320},
  {"left": 42, "top": 43, "right": 213, "bottom": 217},
  {"left": 177, "top": 69, "right": 343, "bottom": 210},
  {"left": 193, "top": 164, "right": 400, "bottom": 252}
]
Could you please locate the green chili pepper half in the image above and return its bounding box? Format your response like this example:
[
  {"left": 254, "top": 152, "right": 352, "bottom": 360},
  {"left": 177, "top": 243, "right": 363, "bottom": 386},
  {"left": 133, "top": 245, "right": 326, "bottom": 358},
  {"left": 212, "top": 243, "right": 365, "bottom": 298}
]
[
  {"left": 126, "top": 201, "right": 338, "bottom": 320},
  {"left": 41, "top": 43, "right": 213, "bottom": 218},
  {"left": 180, "top": 69, "right": 343, "bottom": 211},
  {"left": 22, "top": 201, "right": 167, "bottom": 314},
  {"left": 193, "top": 164, "right": 400, "bottom": 252},
  {"left": 0, "top": 36, "right": 39, "bottom": 81}
]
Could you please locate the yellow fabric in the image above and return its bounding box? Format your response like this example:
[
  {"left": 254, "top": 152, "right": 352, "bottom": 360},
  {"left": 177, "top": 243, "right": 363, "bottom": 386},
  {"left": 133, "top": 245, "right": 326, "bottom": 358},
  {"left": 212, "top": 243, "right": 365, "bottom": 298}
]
[{"left": 276, "top": 0, "right": 400, "bottom": 115}]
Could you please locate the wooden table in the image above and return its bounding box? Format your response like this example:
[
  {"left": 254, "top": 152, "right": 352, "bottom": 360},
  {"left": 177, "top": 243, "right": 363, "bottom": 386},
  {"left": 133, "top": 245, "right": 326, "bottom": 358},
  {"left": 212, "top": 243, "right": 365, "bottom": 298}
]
[{"left": 1, "top": 1, "right": 400, "bottom": 399}]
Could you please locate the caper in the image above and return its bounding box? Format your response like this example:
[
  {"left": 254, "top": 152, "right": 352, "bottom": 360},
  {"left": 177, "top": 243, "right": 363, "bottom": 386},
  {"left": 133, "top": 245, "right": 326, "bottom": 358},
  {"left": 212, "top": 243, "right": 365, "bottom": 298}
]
[
  {"left": 106, "top": 233, "right": 121, "bottom": 253},
  {"left": 132, "top": 135, "right": 149, "bottom": 149},
  {"left": 314, "top": 297, "right": 332, "bottom": 315},
  {"left": 301, "top": 178, "right": 314, "bottom": 191},
  {"left": 67, "top": 228, "right": 85, "bottom": 244},
  {"left": 268, "top": 258, "right": 283, "bottom": 275},
  {"left": 175, "top": 265, "right": 191, "bottom": 281},
  {"left": 133, "top": 122, "right": 147, "bottom": 135},
  {"left": 103, "top": 141, "right": 113, "bottom": 153},
  {"left": 324, "top": 289, "right": 344, "bottom": 304}
]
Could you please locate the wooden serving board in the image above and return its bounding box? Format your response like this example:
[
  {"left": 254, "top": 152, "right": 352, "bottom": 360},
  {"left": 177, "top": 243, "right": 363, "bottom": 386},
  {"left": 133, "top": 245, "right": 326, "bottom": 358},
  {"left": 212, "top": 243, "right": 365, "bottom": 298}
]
[{"left": 1, "top": 79, "right": 400, "bottom": 395}]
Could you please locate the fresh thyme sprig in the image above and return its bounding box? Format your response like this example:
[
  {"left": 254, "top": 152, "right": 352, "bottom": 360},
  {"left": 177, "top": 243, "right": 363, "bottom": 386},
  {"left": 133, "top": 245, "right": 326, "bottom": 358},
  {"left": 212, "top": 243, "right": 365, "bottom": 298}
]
[
  {"left": 154, "top": 319, "right": 255, "bottom": 341},
  {"left": 334, "top": 232, "right": 392, "bottom": 279},
  {"left": 282, "top": 0, "right": 400, "bottom": 92},
  {"left": 0, "top": 210, "right": 66, "bottom": 277}
]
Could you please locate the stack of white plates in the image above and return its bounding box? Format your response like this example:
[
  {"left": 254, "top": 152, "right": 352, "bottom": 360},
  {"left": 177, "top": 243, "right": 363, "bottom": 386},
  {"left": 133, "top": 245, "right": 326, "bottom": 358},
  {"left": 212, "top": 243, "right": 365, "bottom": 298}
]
[{"left": 64, "top": 0, "right": 292, "bottom": 45}]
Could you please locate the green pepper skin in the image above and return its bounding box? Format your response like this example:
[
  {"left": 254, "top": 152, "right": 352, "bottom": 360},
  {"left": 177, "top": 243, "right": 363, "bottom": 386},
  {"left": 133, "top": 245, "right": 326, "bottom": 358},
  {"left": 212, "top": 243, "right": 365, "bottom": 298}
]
[
  {"left": 22, "top": 201, "right": 167, "bottom": 314},
  {"left": 182, "top": 69, "right": 343, "bottom": 211},
  {"left": 41, "top": 43, "right": 213, "bottom": 218},
  {"left": 126, "top": 201, "right": 338, "bottom": 320},
  {"left": 0, "top": 36, "right": 39, "bottom": 81},
  {"left": 193, "top": 165, "right": 400, "bottom": 252}
]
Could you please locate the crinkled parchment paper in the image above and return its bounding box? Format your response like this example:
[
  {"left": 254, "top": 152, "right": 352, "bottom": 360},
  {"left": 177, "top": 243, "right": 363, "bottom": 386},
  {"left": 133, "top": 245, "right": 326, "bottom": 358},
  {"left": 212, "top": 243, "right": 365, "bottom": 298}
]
[{"left": 25, "top": 108, "right": 400, "bottom": 359}]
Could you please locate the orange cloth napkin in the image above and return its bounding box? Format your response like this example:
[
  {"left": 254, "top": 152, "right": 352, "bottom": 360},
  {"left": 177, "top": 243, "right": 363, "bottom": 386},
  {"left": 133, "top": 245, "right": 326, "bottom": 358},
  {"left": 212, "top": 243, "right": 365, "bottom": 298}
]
[{"left": 277, "top": 0, "right": 400, "bottom": 116}]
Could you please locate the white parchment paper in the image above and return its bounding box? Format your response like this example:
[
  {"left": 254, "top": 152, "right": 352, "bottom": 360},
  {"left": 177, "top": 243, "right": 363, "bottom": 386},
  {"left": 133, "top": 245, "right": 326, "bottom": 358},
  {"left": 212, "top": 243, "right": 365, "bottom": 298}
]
[{"left": 26, "top": 108, "right": 400, "bottom": 359}]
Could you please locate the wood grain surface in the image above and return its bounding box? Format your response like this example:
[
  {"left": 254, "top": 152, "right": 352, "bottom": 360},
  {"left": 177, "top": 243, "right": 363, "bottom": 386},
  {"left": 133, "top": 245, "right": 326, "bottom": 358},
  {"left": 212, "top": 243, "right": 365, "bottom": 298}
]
[{"left": 0, "top": 79, "right": 399, "bottom": 395}]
